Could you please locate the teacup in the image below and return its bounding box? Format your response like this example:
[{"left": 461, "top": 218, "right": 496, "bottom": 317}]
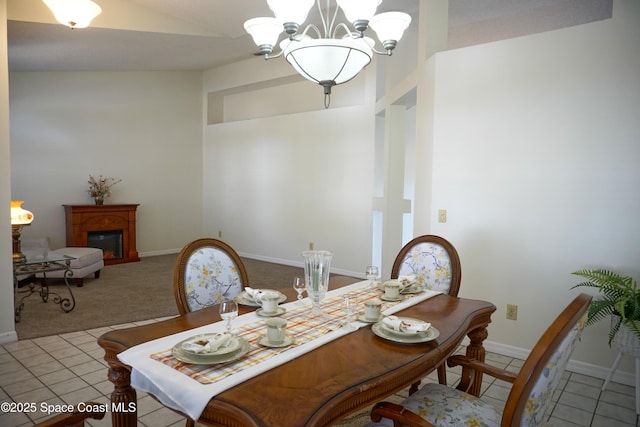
[
  {"left": 256, "top": 292, "right": 280, "bottom": 314},
  {"left": 363, "top": 298, "right": 382, "bottom": 320},
  {"left": 265, "top": 318, "right": 287, "bottom": 344},
  {"left": 383, "top": 280, "right": 401, "bottom": 299}
]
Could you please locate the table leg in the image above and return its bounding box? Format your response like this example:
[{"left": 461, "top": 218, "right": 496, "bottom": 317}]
[
  {"left": 457, "top": 326, "right": 488, "bottom": 397},
  {"left": 107, "top": 364, "right": 138, "bottom": 427}
]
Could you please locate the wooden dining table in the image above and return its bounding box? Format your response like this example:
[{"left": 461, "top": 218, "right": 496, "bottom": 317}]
[{"left": 98, "top": 284, "right": 496, "bottom": 427}]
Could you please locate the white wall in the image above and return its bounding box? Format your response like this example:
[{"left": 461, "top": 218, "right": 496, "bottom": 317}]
[
  {"left": 1, "top": 0, "right": 17, "bottom": 344},
  {"left": 427, "top": 0, "right": 640, "bottom": 375},
  {"left": 8, "top": 71, "right": 204, "bottom": 254},
  {"left": 202, "top": 59, "right": 376, "bottom": 275}
]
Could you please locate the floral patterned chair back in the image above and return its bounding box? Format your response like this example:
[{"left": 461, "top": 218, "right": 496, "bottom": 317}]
[
  {"left": 173, "top": 238, "right": 250, "bottom": 315},
  {"left": 507, "top": 307, "right": 588, "bottom": 426},
  {"left": 391, "top": 235, "right": 461, "bottom": 297}
]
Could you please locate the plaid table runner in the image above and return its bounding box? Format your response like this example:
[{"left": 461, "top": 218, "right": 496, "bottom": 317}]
[{"left": 151, "top": 282, "right": 415, "bottom": 384}]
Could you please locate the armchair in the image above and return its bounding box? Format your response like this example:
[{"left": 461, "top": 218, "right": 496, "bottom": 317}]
[{"left": 370, "top": 293, "right": 592, "bottom": 427}]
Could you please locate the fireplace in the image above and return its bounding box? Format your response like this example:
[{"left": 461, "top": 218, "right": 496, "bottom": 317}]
[
  {"left": 64, "top": 204, "right": 140, "bottom": 265},
  {"left": 88, "top": 230, "right": 123, "bottom": 260}
]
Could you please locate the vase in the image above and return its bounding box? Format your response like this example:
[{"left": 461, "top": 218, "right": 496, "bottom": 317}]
[
  {"left": 302, "top": 250, "right": 333, "bottom": 321},
  {"left": 94, "top": 198, "right": 104, "bottom": 205}
]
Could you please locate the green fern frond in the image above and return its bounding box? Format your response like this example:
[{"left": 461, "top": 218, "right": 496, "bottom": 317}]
[{"left": 572, "top": 268, "right": 640, "bottom": 346}]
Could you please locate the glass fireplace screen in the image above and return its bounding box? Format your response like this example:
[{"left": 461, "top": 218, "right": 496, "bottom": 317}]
[{"left": 87, "top": 230, "right": 123, "bottom": 260}]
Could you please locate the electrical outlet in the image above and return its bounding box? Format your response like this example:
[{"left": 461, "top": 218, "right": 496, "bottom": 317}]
[
  {"left": 309, "top": 242, "right": 314, "bottom": 250},
  {"left": 218, "top": 230, "right": 222, "bottom": 238},
  {"left": 438, "top": 209, "right": 447, "bottom": 223},
  {"left": 506, "top": 304, "right": 518, "bottom": 320}
]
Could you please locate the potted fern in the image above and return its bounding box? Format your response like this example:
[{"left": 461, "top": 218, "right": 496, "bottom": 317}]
[{"left": 572, "top": 269, "right": 640, "bottom": 352}]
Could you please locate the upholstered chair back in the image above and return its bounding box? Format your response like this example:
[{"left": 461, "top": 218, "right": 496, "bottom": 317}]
[
  {"left": 391, "top": 235, "right": 461, "bottom": 297},
  {"left": 173, "top": 239, "right": 249, "bottom": 315}
]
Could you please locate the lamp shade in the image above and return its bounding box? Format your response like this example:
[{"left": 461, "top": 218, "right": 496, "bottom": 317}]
[
  {"left": 336, "top": 0, "right": 381, "bottom": 23},
  {"left": 369, "top": 11, "right": 411, "bottom": 43},
  {"left": 267, "top": 0, "right": 314, "bottom": 25},
  {"left": 42, "top": 0, "right": 102, "bottom": 29},
  {"left": 283, "top": 37, "right": 372, "bottom": 86},
  {"left": 10, "top": 201, "right": 34, "bottom": 225},
  {"left": 244, "top": 17, "right": 283, "bottom": 51}
]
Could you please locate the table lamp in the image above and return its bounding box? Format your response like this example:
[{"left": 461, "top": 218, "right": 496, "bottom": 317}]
[{"left": 10, "top": 200, "right": 34, "bottom": 264}]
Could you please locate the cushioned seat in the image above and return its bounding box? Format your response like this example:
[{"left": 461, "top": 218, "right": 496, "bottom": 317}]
[{"left": 37, "top": 247, "right": 104, "bottom": 287}]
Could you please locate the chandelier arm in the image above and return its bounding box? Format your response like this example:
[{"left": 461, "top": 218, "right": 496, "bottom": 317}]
[
  {"left": 300, "top": 24, "right": 323, "bottom": 39},
  {"left": 326, "top": 0, "right": 341, "bottom": 38},
  {"left": 264, "top": 50, "right": 285, "bottom": 60},
  {"left": 331, "top": 23, "right": 356, "bottom": 39},
  {"left": 370, "top": 46, "right": 393, "bottom": 56},
  {"left": 316, "top": 0, "right": 329, "bottom": 37}
]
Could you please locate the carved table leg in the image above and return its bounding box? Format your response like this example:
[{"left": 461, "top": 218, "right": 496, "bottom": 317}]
[
  {"left": 108, "top": 364, "right": 137, "bottom": 427},
  {"left": 457, "top": 326, "right": 488, "bottom": 397}
]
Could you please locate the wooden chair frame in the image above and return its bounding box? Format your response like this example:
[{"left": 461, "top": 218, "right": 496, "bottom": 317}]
[
  {"left": 173, "top": 238, "right": 250, "bottom": 315},
  {"left": 371, "top": 293, "right": 592, "bottom": 427},
  {"left": 391, "top": 234, "right": 462, "bottom": 298},
  {"left": 391, "top": 234, "right": 462, "bottom": 389}
]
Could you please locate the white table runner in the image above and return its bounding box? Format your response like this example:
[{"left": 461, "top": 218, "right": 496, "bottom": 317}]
[{"left": 117, "top": 280, "right": 441, "bottom": 421}]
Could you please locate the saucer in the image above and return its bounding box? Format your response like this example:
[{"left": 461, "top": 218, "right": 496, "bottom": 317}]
[
  {"left": 257, "top": 334, "right": 294, "bottom": 348},
  {"left": 358, "top": 313, "right": 382, "bottom": 323},
  {"left": 256, "top": 306, "right": 286, "bottom": 317},
  {"left": 380, "top": 294, "right": 405, "bottom": 302}
]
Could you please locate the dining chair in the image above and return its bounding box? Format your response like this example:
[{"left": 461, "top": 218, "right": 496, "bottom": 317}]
[
  {"left": 391, "top": 234, "right": 462, "bottom": 388},
  {"left": 173, "top": 238, "right": 250, "bottom": 315},
  {"left": 368, "top": 293, "right": 592, "bottom": 427},
  {"left": 34, "top": 401, "right": 105, "bottom": 426}
]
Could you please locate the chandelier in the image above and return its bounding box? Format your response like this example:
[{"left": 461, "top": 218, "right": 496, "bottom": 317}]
[
  {"left": 244, "top": 0, "right": 411, "bottom": 108},
  {"left": 42, "top": 0, "right": 102, "bottom": 29}
]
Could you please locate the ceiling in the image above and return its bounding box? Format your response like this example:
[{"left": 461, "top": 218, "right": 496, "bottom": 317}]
[{"left": 7, "top": 0, "right": 613, "bottom": 72}]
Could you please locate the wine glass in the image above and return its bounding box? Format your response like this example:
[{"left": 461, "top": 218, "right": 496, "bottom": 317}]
[
  {"left": 366, "top": 265, "right": 379, "bottom": 292},
  {"left": 219, "top": 300, "right": 238, "bottom": 334},
  {"left": 293, "top": 277, "right": 305, "bottom": 301},
  {"left": 342, "top": 293, "right": 358, "bottom": 331}
]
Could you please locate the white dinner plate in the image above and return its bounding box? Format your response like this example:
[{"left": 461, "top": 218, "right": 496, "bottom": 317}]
[
  {"left": 180, "top": 333, "right": 240, "bottom": 356},
  {"left": 372, "top": 323, "right": 439, "bottom": 344},
  {"left": 172, "top": 336, "right": 250, "bottom": 364},
  {"left": 234, "top": 290, "right": 287, "bottom": 307}
]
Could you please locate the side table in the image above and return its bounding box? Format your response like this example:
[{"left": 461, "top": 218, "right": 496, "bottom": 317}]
[{"left": 13, "top": 252, "right": 77, "bottom": 322}]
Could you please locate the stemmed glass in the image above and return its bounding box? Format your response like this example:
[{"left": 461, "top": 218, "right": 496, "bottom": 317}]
[
  {"left": 342, "top": 293, "right": 358, "bottom": 331},
  {"left": 293, "top": 277, "right": 305, "bottom": 302},
  {"left": 219, "top": 300, "right": 238, "bottom": 334},
  {"left": 366, "top": 265, "right": 379, "bottom": 292}
]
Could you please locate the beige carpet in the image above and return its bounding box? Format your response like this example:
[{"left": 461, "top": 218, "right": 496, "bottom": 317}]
[{"left": 14, "top": 254, "right": 319, "bottom": 340}]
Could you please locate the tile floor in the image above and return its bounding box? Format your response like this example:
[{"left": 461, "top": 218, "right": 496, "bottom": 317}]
[{"left": 0, "top": 317, "right": 638, "bottom": 427}]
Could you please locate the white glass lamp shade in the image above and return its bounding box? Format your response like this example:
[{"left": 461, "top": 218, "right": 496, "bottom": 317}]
[
  {"left": 10, "top": 201, "right": 34, "bottom": 225},
  {"left": 267, "top": 0, "right": 314, "bottom": 26},
  {"left": 369, "top": 11, "right": 411, "bottom": 48},
  {"left": 244, "top": 17, "right": 283, "bottom": 52},
  {"left": 336, "top": 0, "right": 381, "bottom": 24},
  {"left": 284, "top": 37, "right": 372, "bottom": 86},
  {"left": 42, "top": 0, "right": 102, "bottom": 29}
]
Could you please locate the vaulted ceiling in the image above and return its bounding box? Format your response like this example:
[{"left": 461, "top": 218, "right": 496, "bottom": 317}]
[{"left": 7, "top": 0, "right": 612, "bottom": 72}]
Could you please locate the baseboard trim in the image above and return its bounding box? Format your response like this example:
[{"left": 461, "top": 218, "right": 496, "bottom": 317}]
[
  {"left": 139, "top": 249, "right": 181, "bottom": 258},
  {"left": 238, "top": 252, "right": 364, "bottom": 279},
  {"left": 0, "top": 330, "right": 19, "bottom": 345}
]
